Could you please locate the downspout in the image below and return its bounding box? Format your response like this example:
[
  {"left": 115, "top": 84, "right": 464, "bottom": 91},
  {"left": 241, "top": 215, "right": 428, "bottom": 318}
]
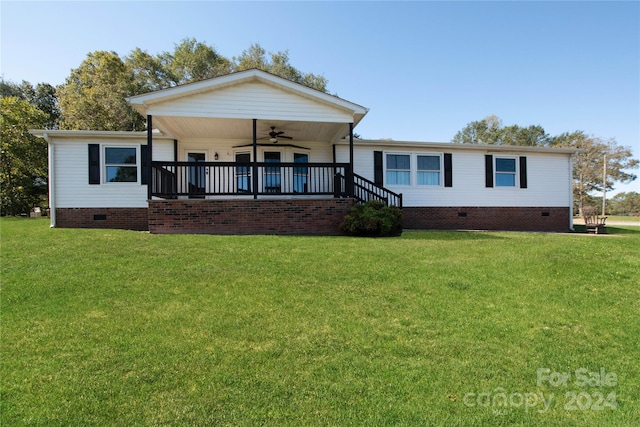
[
  {"left": 569, "top": 156, "right": 574, "bottom": 231},
  {"left": 147, "top": 115, "right": 153, "bottom": 200},
  {"left": 348, "top": 123, "right": 354, "bottom": 197},
  {"left": 45, "top": 133, "right": 56, "bottom": 228}
]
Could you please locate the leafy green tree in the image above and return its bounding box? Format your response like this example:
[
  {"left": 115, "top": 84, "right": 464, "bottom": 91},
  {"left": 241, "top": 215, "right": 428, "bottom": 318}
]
[
  {"left": 57, "top": 51, "right": 145, "bottom": 131},
  {"left": 233, "top": 43, "right": 328, "bottom": 92},
  {"left": 501, "top": 124, "right": 550, "bottom": 146},
  {"left": 126, "top": 48, "right": 172, "bottom": 93},
  {"left": 451, "top": 114, "right": 503, "bottom": 144},
  {"left": 452, "top": 115, "right": 549, "bottom": 146},
  {"left": 550, "top": 131, "right": 638, "bottom": 213},
  {"left": 608, "top": 192, "right": 640, "bottom": 216},
  {"left": 0, "top": 79, "right": 60, "bottom": 129},
  {"left": 58, "top": 40, "right": 330, "bottom": 130},
  {"left": 158, "top": 38, "right": 232, "bottom": 86},
  {"left": 1, "top": 97, "right": 49, "bottom": 215}
]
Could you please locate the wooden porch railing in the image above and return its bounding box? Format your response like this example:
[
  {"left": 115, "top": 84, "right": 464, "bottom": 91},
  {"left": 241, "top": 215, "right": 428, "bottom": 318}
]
[
  {"left": 151, "top": 161, "right": 349, "bottom": 199},
  {"left": 333, "top": 173, "right": 402, "bottom": 208},
  {"left": 151, "top": 162, "right": 402, "bottom": 207}
]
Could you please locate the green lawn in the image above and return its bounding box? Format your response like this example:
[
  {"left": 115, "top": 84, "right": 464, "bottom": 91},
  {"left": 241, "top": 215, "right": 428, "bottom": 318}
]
[{"left": 2, "top": 218, "right": 639, "bottom": 426}]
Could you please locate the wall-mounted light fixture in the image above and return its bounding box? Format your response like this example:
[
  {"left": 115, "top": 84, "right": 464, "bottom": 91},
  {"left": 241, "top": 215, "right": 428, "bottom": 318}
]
[{"left": 214, "top": 152, "right": 219, "bottom": 160}]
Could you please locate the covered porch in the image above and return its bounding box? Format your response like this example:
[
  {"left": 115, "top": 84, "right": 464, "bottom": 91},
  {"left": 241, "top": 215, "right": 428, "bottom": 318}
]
[
  {"left": 126, "top": 70, "right": 400, "bottom": 233},
  {"left": 128, "top": 70, "right": 401, "bottom": 203}
]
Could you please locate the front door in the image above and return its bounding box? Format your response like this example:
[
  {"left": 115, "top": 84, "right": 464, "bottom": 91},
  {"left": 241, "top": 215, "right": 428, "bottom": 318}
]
[{"left": 187, "top": 152, "right": 206, "bottom": 198}]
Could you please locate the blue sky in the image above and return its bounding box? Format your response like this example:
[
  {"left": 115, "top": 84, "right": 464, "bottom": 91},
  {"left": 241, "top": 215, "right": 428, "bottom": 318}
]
[{"left": 2, "top": 1, "right": 639, "bottom": 194}]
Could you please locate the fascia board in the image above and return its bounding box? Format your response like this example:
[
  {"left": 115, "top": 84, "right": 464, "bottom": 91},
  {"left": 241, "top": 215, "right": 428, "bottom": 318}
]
[{"left": 336, "top": 139, "right": 581, "bottom": 155}]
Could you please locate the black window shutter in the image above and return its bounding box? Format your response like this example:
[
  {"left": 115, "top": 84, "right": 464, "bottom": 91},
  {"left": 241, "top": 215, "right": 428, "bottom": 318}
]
[
  {"left": 485, "top": 154, "right": 494, "bottom": 187},
  {"left": 519, "top": 156, "right": 527, "bottom": 188},
  {"left": 444, "top": 153, "right": 453, "bottom": 187},
  {"left": 141, "top": 145, "right": 149, "bottom": 185},
  {"left": 374, "top": 151, "right": 383, "bottom": 186},
  {"left": 88, "top": 144, "right": 100, "bottom": 184}
]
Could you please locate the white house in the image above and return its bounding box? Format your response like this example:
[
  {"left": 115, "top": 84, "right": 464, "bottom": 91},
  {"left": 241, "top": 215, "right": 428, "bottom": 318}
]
[{"left": 31, "top": 69, "right": 577, "bottom": 234}]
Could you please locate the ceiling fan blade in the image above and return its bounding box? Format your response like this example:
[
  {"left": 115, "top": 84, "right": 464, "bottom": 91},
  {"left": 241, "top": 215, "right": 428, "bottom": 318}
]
[{"left": 278, "top": 135, "right": 293, "bottom": 139}]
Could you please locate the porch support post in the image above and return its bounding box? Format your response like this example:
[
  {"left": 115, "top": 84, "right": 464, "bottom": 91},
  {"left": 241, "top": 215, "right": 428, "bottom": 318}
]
[
  {"left": 252, "top": 119, "right": 258, "bottom": 199},
  {"left": 348, "top": 122, "right": 354, "bottom": 197},
  {"left": 147, "top": 115, "right": 153, "bottom": 200}
]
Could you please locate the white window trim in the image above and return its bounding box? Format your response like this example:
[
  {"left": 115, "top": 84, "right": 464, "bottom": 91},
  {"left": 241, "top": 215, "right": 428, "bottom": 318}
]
[
  {"left": 416, "top": 153, "right": 443, "bottom": 187},
  {"left": 494, "top": 156, "right": 518, "bottom": 188},
  {"left": 384, "top": 152, "right": 412, "bottom": 187},
  {"left": 103, "top": 145, "right": 140, "bottom": 184},
  {"left": 384, "top": 151, "right": 444, "bottom": 187}
]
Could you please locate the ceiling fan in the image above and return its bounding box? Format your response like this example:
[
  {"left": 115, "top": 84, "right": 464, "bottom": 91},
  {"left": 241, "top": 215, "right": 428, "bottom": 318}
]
[{"left": 261, "top": 126, "right": 293, "bottom": 143}]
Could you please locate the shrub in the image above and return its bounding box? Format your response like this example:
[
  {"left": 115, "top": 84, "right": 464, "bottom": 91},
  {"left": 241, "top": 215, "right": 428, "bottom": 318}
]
[{"left": 340, "top": 200, "right": 402, "bottom": 237}]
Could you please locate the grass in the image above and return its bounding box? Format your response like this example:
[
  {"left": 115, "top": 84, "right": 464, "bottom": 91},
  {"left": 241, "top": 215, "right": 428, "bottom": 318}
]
[{"left": 2, "top": 218, "right": 639, "bottom": 426}]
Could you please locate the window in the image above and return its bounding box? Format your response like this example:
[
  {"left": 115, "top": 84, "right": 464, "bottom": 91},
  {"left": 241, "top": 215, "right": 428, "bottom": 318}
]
[
  {"left": 495, "top": 157, "right": 516, "bottom": 187},
  {"left": 105, "top": 147, "right": 137, "bottom": 182},
  {"left": 386, "top": 154, "right": 410, "bottom": 185},
  {"left": 417, "top": 155, "right": 441, "bottom": 185}
]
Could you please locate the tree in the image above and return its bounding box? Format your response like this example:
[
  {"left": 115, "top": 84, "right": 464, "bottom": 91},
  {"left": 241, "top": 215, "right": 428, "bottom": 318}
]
[
  {"left": 451, "top": 114, "right": 503, "bottom": 144},
  {"left": 158, "top": 38, "right": 232, "bottom": 86},
  {"left": 125, "top": 48, "right": 172, "bottom": 94},
  {"left": 58, "top": 40, "right": 330, "bottom": 131},
  {"left": 1, "top": 97, "right": 49, "bottom": 215},
  {"left": 126, "top": 39, "right": 232, "bottom": 91},
  {"left": 57, "top": 51, "right": 145, "bottom": 131},
  {"left": 608, "top": 192, "right": 640, "bottom": 216},
  {"left": 0, "top": 79, "right": 60, "bottom": 129},
  {"left": 501, "top": 124, "right": 550, "bottom": 147},
  {"left": 452, "top": 115, "right": 549, "bottom": 146},
  {"left": 233, "top": 43, "right": 328, "bottom": 92},
  {"left": 550, "top": 131, "right": 638, "bottom": 214}
]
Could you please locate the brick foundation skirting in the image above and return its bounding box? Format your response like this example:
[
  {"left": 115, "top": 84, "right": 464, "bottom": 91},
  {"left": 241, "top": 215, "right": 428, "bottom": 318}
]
[
  {"left": 148, "top": 198, "right": 356, "bottom": 235},
  {"left": 55, "top": 204, "right": 571, "bottom": 234},
  {"left": 402, "top": 206, "right": 571, "bottom": 232},
  {"left": 55, "top": 208, "right": 149, "bottom": 231}
]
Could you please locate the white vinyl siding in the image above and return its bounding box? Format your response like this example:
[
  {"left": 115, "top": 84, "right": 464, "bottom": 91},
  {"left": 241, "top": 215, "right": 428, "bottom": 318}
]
[
  {"left": 52, "top": 138, "right": 174, "bottom": 208},
  {"left": 336, "top": 145, "right": 573, "bottom": 208},
  {"left": 146, "top": 82, "right": 355, "bottom": 123}
]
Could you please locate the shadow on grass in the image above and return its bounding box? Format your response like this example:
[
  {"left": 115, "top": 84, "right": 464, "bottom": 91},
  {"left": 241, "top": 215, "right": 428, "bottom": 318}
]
[
  {"left": 401, "top": 230, "right": 505, "bottom": 240},
  {"left": 572, "top": 224, "right": 640, "bottom": 235},
  {"left": 606, "top": 226, "right": 640, "bottom": 235}
]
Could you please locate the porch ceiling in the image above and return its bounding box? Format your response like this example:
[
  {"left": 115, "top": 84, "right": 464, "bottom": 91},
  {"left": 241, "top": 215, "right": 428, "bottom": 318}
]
[{"left": 153, "top": 116, "right": 350, "bottom": 143}]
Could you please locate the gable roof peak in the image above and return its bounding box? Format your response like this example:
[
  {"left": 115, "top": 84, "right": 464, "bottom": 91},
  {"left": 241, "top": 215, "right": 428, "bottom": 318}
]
[{"left": 127, "top": 68, "right": 368, "bottom": 117}]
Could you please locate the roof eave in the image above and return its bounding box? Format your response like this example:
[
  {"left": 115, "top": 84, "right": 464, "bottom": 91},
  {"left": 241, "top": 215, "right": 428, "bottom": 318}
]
[{"left": 336, "top": 139, "right": 581, "bottom": 154}]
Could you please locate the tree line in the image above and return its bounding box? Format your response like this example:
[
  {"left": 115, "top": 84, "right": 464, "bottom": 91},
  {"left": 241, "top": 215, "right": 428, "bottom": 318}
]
[
  {"left": 452, "top": 115, "right": 638, "bottom": 215},
  {"left": 1, "top": 39, "right": 638, "bottom": 216}
]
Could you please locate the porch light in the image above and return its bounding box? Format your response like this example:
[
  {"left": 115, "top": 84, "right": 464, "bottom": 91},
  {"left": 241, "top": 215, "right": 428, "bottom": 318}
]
[{"left": 214, "top": 152, "right": 219, "bottom": 160}]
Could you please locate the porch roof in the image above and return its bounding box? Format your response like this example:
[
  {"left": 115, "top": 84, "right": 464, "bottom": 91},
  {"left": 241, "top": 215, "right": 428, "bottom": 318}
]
[{"left": 127, "top": 69, "right": 369, "bottom": 144}]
